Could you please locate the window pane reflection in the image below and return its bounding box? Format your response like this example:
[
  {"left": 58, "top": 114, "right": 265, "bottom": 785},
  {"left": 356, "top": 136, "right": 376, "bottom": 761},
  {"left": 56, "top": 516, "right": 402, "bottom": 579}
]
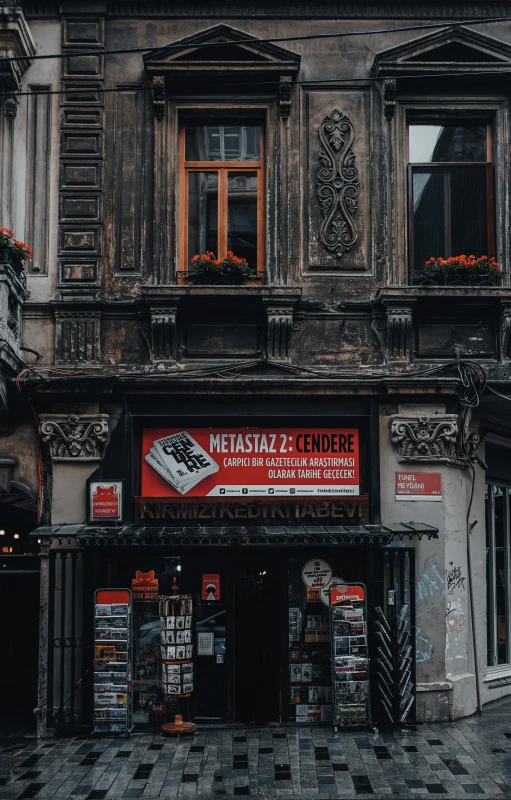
[
  {"left": 188, "top": 172, "right": 218, "bottom": 265},
  {"left": 409, "top": 124, "right": 487, "bottom": 163},
  {"left": 186, "top": 125, "right": 261, "bottom": 161},
  {"left": 228, "top": 172, "right": 258, "bottom": 270}
]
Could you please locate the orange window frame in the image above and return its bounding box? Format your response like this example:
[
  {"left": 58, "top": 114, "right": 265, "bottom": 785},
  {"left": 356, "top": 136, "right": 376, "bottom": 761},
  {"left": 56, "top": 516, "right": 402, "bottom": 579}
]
[{"left": 178, "top": 125, "right": 265, "bottom": 279}]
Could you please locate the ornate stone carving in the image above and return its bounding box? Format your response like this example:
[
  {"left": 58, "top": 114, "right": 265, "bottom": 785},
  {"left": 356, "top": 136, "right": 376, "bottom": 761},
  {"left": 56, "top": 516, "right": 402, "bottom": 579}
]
[
  {"left": 3, "top": 95, "right": 18, "bottom": 119},
  {"left": 390, "top": 414, "right": 459, "bottom": 462},
  {"left": 152, "top": 75, "right": 165, "bottom": 120},
  {"left": 54, "top": 310, "right": 101, "bottom": 363},
  {"left": 279, "top": 75, "right": 292, "bottom": 118},
  {"left": 40, "top": 414, "right": 109, "bottom": 462},
  {"left": 383, "top": 79, "right": 397, "bottom": 119},
  {"left": 316, "top": 109, "right": 359, "bottom": 259}
]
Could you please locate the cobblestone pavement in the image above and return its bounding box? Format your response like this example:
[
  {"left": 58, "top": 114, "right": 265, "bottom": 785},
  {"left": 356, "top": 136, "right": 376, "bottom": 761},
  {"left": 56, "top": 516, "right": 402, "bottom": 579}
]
[{"left": 3, "top": 700, "right": 511, "bottom": 799}]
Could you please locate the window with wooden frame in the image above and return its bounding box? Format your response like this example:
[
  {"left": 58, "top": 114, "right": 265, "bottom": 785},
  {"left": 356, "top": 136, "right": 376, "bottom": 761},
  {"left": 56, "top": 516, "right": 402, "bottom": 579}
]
[
  {"left": 178, "top": 122, "right": 265, "bottom": 279},
  {"left": 408, "top": 121, "right": 495, "bottom": 275}
]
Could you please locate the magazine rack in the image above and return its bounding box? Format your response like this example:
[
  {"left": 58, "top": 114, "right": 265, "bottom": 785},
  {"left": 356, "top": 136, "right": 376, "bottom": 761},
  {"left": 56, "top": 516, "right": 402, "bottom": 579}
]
[
  {"left": 159, "top": 594, "right": 197, "bottom": 735},
  {"left": 93, "top": 589, "right": 134, "bottom": 734},
  {"left": 329, "top": 583, "right": 371, "bottom": 731}
]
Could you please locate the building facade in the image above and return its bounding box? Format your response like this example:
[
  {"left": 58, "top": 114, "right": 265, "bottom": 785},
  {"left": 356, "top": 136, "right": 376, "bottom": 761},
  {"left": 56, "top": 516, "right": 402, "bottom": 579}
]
[{"left": 2, "top": 0, "right": 511, "bottom": 736}]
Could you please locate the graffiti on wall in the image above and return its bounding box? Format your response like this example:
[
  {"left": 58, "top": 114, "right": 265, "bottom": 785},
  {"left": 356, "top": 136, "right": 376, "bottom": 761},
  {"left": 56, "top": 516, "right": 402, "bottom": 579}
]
[
  {"left": 445, "top": 562, "right": 466, "bottom": 669},
  {"left": 446, "top": 563, "right": 465, "bottom": 592},
  {"left": 415, "top": 562, "right": 445, "bottom": 664}
]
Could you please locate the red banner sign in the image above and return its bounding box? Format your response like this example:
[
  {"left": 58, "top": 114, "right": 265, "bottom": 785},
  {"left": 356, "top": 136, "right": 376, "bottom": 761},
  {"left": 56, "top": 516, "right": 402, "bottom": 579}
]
[
  {"left": 331, "top": 585, "right": 365, "bottom": 605},
  {"left": 141, "top": 428, "right": 359, "bottom": 498},
  {"left": 395, "top": 472, "right": 442, "bottom": 501}
]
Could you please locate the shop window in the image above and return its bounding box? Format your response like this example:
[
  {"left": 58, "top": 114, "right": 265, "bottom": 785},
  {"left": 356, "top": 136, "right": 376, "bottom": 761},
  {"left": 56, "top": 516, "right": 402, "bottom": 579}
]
[
  {"left": 178, "top": 122, "right": 265, "bottom": 278},
  {"left": 408, "top": 121, "right": 495, "bottom": 275},
  {"left": 486, "top": 483, "right": 511, "bottom": 668}
]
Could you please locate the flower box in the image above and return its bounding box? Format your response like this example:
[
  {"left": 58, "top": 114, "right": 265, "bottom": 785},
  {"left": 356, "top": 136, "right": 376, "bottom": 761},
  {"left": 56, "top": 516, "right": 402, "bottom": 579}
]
[{"left": 413, "top": 255, "right": 502, "bottom": 287}]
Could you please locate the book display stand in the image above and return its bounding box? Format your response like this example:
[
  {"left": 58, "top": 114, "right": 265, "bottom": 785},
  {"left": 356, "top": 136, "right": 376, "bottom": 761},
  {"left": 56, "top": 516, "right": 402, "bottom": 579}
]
[
  {"left": 93, "top": 589, "right": 133, "bottom": 734},
  {"left": 159, "top": 594, "right": 197, "bottom": 735},
  {"left": 329, "top": 583, "right": 371, "bottom": 731}
]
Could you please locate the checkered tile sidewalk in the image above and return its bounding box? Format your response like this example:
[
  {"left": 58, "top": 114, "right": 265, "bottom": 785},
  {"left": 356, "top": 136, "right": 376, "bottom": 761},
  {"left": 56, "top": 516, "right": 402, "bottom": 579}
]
[{"left": 2, "top": 700, "right": 511, "bottom": 798}]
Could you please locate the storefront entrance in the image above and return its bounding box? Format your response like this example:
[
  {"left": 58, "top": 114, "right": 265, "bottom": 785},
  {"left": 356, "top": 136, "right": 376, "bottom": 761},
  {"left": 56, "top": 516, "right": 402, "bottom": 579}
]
[
  {"left": 234, "top": 555, "right": 282, "bottom": 723},
  {"left": 44, "top": 540, "right": 417, "bottom": 732}
]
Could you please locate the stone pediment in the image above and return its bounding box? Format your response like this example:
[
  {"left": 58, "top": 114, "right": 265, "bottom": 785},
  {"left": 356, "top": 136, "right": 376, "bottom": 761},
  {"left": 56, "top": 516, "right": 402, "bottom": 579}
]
[
  {"left": 143, "top": 23, "right": 300, "bottom": 76},
  {"left": 372, "top": 25, "right": 511, "bottom": 76}
]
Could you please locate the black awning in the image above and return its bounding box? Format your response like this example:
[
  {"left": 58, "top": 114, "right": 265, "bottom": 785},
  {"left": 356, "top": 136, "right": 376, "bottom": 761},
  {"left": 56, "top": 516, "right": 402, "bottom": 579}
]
[{"left": 32, "top": 522, "right": 438, "bottom": 547}]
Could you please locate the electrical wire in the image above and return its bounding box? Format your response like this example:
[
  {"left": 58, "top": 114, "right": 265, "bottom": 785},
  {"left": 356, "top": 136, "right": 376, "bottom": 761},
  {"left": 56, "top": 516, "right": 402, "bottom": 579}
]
[
  {"left": 3, "top": 66, "right": 511, "bottom": 100},
  {"left": 2, "top": 15, "right": 511, "bottom": 64}
]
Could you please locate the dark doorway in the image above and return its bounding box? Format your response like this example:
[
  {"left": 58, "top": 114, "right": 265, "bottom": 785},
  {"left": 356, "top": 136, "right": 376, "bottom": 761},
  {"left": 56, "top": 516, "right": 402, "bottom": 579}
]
[
  {"left": 234, "top": 554, "right": 281, "bottom": 723},
  {"left": 0, "top": 569, "right": 40, "bottom": 732}
]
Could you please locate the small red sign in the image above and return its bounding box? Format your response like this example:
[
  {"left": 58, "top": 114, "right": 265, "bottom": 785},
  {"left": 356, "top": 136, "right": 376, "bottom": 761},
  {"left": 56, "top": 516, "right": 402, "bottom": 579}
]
[
  {"left": 91, "top": 484, "right": 120, "bottom": 518},
  {"left": 202, "top": 574, "right": 221, "bottom": 601},
  {"left": 307, "top": 587, "right": 321, "bottom": 603},
  {"left": 395, "top": 472, "right": 442, "bottom": 501},
  {"left": 331, "top": 585, "right": 364, "bottom": 605},
  {"left": 131, "top": 570, "right": 159, "bottom": 602}
]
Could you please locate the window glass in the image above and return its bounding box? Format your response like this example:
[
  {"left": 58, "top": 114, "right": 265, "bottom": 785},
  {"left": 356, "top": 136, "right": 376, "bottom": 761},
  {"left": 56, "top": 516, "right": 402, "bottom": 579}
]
[
  {"left": 409, "top": 124, "right": 487, "bottom": 163},
  {"left": 228, "top": 172, "right": 258, "bottom": 270},
  {"left": 185, "top": 125, "right": 261, "bottom": 161},
  {"left": 412, "top": 165, "right": 488, "bottom": 270},
  {"left": 494, "top": 485, "right": 508, "bottom": 664},
  {"left": 187, "top": 172, "right": 218, "bottom": 264},
  {"left": 486, "top": 484, "right": 493, "bottom": 666}
]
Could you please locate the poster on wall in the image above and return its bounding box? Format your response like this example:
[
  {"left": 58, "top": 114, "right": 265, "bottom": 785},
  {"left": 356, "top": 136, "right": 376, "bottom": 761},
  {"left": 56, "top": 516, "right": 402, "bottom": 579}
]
[
  {"left": 141, "top": 428, "right": 359, "bottom": 498},
  {"left": 131, "top": 570, "right": 159, "bottom": 602},
  {"left": 202, "top": 574, "right": 221, "bottom": 601}
]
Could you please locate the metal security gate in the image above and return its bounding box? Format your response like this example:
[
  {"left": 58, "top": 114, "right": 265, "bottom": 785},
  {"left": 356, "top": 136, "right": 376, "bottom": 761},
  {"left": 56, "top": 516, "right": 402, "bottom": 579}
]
[
  {"left": 368, "top": 547, "right": 416, "bottom": 725},
  {"left": 47, "top": 550, "right": 94, "bottom": 732}
]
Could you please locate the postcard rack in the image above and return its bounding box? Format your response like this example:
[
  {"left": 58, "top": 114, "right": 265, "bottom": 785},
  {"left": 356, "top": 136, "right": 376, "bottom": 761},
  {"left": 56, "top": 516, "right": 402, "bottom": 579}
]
[
  {"left": 94, "top": 589, "right": 133, "bottom": 734},
  {"left": 329, "top": 583, "right": 370, "bottom": 731},
  {"left": 159, "top": 594, "right": 194, "bottom": 700}
]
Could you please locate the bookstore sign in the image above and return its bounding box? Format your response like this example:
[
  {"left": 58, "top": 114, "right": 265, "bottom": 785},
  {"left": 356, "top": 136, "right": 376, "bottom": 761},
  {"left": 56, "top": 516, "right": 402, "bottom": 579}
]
[{"left": 141, "top": 427, "right": 360, "bottom": 498}]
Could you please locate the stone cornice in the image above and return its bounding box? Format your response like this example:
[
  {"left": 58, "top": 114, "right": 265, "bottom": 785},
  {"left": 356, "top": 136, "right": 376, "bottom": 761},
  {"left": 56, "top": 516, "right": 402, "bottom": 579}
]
[{"left": 24, "top": 2, "right": 511, "bottom": 19}]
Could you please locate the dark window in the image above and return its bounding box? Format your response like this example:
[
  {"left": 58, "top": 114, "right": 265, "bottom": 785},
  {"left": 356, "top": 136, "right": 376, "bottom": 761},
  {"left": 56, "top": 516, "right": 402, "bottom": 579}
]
[
  {"left": 408, "top": 122, "right": 494, "bottom": 275},
  {"left": 486, "top": 482, "right": 510, "bottom": 667}
]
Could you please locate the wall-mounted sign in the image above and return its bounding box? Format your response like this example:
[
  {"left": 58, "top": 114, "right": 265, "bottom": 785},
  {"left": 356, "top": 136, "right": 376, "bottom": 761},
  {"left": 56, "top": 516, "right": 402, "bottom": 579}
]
[
  {"left": 88, "top": 479, "right": 124, "bottom": 522},
  {"left": 395, "top": 472, "right": 442, "bottom": 501},
  {"left": 141, "top": 428, "right": 359, "bottom": 498},
  {"left": 302, "top": 559, "right": 333, "bottom": 590},
  {"left": 131, "top": 570, "right": 158, "bottom": 602},
  {"left": 135, "top": 497, "right": 369, "bottom": 526},
  {"left": 202, "top": 574, "right": 220, "bottom": 601}
]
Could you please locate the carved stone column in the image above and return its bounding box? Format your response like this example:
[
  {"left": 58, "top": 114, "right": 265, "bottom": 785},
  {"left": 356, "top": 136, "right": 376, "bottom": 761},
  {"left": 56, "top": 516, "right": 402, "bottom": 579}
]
[
  {"left": 382, "top": 299, "right": 416, "bottom": 363},
  {"left": 150, "top": 303, "right": 179, "bottom": 363},
  {"left": 39, "top": 413, "right": 109, "bottom": 524},
  {"left": 263, "top": 296, "right": 298, "bottom": 361}
]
